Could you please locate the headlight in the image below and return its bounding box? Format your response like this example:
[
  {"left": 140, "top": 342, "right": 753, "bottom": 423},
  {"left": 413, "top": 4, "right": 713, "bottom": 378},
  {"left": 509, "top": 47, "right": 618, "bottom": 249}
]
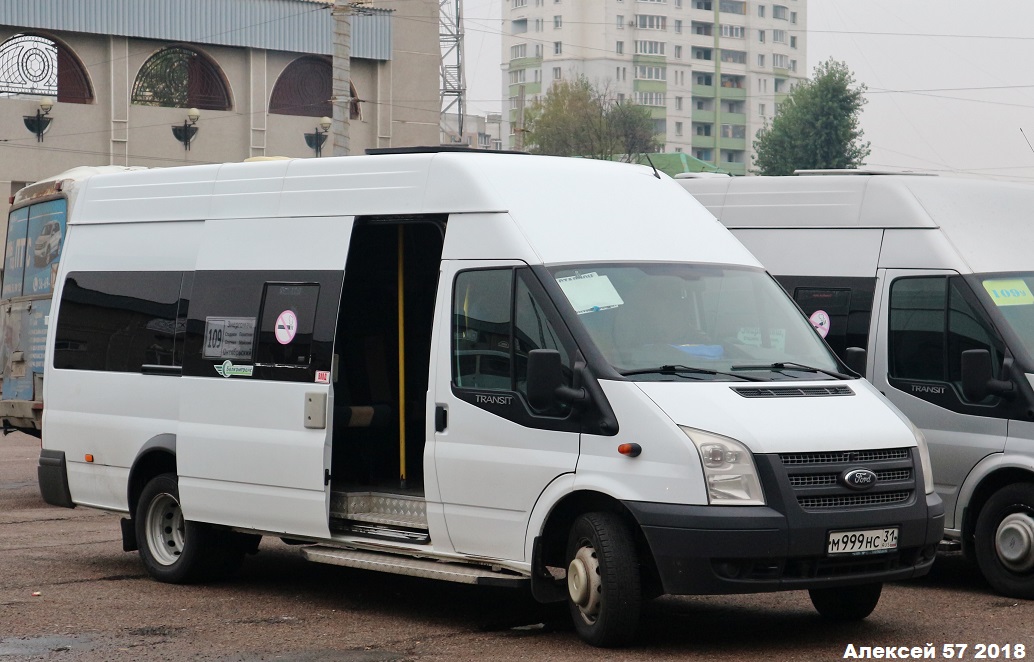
[
  {"left": 681, "top": 426, "right": 765, "bottom": 506},
  {"left": 911, "top": 421, "right": 935, "bottom": 495}
]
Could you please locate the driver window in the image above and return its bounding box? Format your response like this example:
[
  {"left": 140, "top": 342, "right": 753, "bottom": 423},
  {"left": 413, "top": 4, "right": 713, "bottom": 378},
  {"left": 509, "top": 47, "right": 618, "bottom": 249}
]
[
  {"left": 452, "top": 268, "right": 575, "bottom": 415},
  {"left": 453, "top": 269, "right": 512, "bottom": 390}
]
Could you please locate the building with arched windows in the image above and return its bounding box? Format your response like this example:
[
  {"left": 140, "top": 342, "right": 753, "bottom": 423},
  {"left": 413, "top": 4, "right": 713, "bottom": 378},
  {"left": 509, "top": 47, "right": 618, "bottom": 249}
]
[{"left": 0, "top": 0, "right": 440, "bottom": 219}]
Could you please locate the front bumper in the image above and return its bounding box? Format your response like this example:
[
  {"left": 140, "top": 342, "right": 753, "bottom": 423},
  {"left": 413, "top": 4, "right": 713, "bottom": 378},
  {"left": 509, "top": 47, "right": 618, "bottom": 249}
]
[{"left": 624, "top": 449, "right": 945, "bottom": 595}]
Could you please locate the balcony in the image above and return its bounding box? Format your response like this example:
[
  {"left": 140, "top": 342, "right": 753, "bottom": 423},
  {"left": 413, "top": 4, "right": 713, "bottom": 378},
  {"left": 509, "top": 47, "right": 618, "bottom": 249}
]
[
  {"left": 720, "top": 160, "right": 747, "bottom": 175},
  {"left": 714, "top": 86, "right": 746, "bottom": 100},
  {"left": 692, "top": 134, "right": 716, "bottom": 149},
  {"left": 508, "top": 81, "right": 541, "bottom": 97},
  {"left": 692, "top": 83, "right": 716, "bottom": 98},
  {"left": 718, "top": 111, "right": 746, "bottom": 124},
  {"left": 719, "top": 136, "right": 746, "bottom": 150},
  {"left": 692, "top": 108, "right": 715, "bottom": 122}
]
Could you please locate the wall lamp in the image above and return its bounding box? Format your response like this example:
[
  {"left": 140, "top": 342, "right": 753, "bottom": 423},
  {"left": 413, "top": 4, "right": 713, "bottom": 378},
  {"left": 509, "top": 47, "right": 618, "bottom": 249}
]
[
  {"left": 172, "top": 108, "right": 200, "bottom": 151},
  {"left": 23, "top": 97, "right": 54, "bottom": 143},
  {"left": 304, "top": 116, "right": 333, "bottom": 157}
]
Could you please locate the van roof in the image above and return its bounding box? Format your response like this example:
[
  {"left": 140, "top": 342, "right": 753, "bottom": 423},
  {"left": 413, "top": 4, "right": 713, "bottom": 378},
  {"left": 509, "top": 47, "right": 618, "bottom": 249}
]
[
  {"left": 72, "top": 152, "right": 759, "bottom": 268},
  {"left": 682, "top": 173, "right": 1034, "bottom": 274}
]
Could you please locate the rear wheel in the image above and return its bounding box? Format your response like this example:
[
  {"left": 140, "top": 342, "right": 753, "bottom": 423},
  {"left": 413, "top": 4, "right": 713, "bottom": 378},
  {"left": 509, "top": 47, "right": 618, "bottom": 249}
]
[
  {"left": 975, "top": 483, "right": 1034, "bottom": 598},
  {"left": 565, "top": 512, "right": 641, "bottom": 647},
  {"left": 809, "top": 583, "right": 882, "bottom": 621},
  {"left": 134, "top": 473, "right": 245, "bottom": 583}
]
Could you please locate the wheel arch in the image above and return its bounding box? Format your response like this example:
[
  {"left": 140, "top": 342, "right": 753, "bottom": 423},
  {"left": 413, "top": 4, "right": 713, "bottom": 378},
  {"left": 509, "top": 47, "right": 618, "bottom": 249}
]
[
  {"left": 961, "top": 466, "right": 1034, "bottom": 557},
  {"left": 127, "top": 434, "right": 177, "bottom": 515},
  {"left": 530, "top": 489, "right": 661, "bottom": 602}
]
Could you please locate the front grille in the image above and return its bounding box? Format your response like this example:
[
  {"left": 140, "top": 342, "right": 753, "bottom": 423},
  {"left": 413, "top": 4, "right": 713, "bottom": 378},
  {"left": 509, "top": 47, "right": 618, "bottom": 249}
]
[
  {"left": 797, "top": 491, "right": 911, "bottom": 510},
  {"left": 788, "top": 468, "right": 912, "bottom": 488},
  {"left": 780, "top": 449, "right": 910, "bottom": 465},
  {"left": 733, "top": 385, "right": 854, "bottom": 398},
  {"left": 778, "top": 447, "right": 916, "bottom": 512}
]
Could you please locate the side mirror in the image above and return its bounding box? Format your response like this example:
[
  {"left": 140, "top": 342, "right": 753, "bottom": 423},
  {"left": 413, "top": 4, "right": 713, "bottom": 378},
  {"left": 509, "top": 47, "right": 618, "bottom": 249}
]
[
  {"left": 844, "top": 347, "right": 867, "bottom": 378},
  {"left": 527, "top": 349, "right": 564, "bottom": 410},
  {"left": 961, "top": 349, "right": 1014, "bottom": 402},
  {"left": 527, "top": 349, "right": 589, "bottom": 411}
]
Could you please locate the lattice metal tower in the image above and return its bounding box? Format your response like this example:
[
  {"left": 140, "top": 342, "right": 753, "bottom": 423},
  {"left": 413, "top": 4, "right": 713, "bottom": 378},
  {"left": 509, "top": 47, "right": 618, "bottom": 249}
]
[{"left": 439, "top": 0, "right": 466, "bottom": 140}]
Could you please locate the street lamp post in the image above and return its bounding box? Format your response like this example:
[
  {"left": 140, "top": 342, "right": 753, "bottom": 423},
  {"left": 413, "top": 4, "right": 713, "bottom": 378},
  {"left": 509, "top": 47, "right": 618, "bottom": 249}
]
[
  {"left": 304, "top": 116, "right": 333, "bottom": 157},
  {"left": 23, "top": 97, "right": 54, "bottom": 142},
  {"left": 171, "top": 108, "right": 201, "bottom": 151}
]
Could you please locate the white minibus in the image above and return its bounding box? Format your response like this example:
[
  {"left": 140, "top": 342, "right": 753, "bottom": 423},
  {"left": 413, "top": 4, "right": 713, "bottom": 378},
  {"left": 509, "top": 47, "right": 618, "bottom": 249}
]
[
  {"left": 36, "top": 152, "right": 942, "bottom": 646},
  {"left": 679, "top": 170, "right": 1034, "bottom": 599}
]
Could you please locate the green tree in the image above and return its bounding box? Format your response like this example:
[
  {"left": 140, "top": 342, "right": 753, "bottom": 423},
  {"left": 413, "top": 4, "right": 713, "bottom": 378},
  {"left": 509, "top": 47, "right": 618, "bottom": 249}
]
[
  {"left": 522, "top": 75, "right": 660, "bottom": 162},
  {"left": 752, "top": 59, "right": 871, "bottom": 175}
]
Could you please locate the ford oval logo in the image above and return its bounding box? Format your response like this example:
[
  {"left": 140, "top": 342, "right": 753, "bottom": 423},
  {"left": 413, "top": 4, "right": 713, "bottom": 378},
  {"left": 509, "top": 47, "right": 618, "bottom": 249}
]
[{"left": 841, "top": 468, "right": 878, "bottom": 491}]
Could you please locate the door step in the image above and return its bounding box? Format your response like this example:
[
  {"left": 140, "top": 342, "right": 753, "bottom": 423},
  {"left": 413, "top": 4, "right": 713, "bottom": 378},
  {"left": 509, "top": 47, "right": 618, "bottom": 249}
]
[
  {"left": 302, "top": 545, "right": 529, "bottom": 587},
  {"left": 330, "top": 491, "right": 427, "bottom": 529}
]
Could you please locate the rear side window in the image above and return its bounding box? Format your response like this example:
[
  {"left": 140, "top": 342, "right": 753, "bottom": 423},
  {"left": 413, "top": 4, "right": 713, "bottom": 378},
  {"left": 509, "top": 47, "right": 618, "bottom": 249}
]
[{"left": 54, "top": 271, "right": 189, "bottom": 371}]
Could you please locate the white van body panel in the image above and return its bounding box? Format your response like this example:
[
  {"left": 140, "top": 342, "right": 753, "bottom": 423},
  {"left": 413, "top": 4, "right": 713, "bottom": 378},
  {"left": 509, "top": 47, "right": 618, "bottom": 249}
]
[
  {"left": 637, "top": 378, "right": 915, "bottom": 454},
  {"left": 193, "top": 216, "right": 354, "bottom": 271},
  {"left": 574, "top": 380, "right": 708, "bottom": 506},
  {"left": 440, "top": 213, "right": 538, "bottom": 263},
  {"left": 731, "top": 228, "right": 884, "bottom": 278},
  {"left": 433, "top": 259, "right": 578, "bottom": 562},
  {"left": 876, "top": 230, "right": 969, "bottom": 273}
]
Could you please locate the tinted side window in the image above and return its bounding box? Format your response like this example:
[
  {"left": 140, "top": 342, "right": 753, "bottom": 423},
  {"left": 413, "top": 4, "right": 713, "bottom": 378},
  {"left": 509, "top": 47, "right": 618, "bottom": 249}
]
[
  {"left": 256, "top": 283, "right": 320, "bottom": 367},
  {"left": 183, "top": 270, "right": 340, "bottom": 382},
  {"left": 776, "top": 276, "right": 876, "bottom": 361},
  {"left": 889, "top": 277, "right": 946, "bottom": 381},
  {"left": 54, "top": 271, "right": 186, "bottom": 371},
  {"left": 452, "top": 267, "right": 575, "bottom": 418},
  {"left": 947, "top": 280, "right": 1003, "bottom": 394},
  {"left": 514, "top": 270, "right": 572, "bottom": 410},
  {"left": 453, "top": 268, "right": 513, "bottom": 390}
]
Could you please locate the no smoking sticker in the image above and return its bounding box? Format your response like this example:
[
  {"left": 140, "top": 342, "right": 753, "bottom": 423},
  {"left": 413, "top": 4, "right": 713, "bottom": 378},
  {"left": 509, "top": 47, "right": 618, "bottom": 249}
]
[
  {"left": 809, "top": 309, "right": 831, "bottom": 339},
  {"left": 275, "top": 310, "right": 298, "bottom": 345}
]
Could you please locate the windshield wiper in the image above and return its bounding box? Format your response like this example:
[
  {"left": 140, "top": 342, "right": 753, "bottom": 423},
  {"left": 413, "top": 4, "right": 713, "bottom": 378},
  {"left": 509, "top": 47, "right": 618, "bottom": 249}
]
[
  {"left": 621, "top": 364, "right": 763, "bottom": 382},
  {"left": 730, "top": 362, "right": 853, "bottom": 380}
]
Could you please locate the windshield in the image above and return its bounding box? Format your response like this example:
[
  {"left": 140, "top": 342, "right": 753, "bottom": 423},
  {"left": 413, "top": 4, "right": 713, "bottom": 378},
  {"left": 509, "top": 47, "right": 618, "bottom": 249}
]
[
  {"left": 549, "top": 263, "right": 842, "bottom": 381},
  {"left": 973, "top": 273, "right": 1034, "bottom": 367}
]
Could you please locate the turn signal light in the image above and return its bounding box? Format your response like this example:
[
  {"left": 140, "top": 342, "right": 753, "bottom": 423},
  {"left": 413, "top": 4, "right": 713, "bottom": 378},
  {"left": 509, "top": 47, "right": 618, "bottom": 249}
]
[
  {"left": 617, "top": 443, "right": 642, "bottom": 457},
  {"left": 84, "top": 454, "right": 94, "bottom": 463}
]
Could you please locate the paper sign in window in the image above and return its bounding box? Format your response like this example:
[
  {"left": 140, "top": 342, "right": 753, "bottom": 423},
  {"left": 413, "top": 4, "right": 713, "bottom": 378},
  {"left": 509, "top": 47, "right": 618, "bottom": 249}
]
[
  {"left": 983, "top": 279, "right": 1034, "bottom": 307},
  {"left": 557, "top": 272, "right": 624, "bottom": 315}
]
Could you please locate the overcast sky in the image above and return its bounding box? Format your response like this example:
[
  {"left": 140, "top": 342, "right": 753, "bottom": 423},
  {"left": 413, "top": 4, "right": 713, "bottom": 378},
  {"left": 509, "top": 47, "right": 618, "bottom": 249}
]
[{"left": 461, "top": 0, "right": 1034, "bottom": 181}]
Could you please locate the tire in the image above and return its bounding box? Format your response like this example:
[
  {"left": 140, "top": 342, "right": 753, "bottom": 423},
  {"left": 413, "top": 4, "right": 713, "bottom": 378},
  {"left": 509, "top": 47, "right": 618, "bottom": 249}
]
[
  {"left": 134, "top": 473, "right": 245, "bottom": 584},
  {"left": 809, "top": 583, "right": 882, "bottom": 621},
  {"left": 975, "top": 483, "right": 1034, "bottom": 599},
  {"left": 565, "top": 512, "right": 642, "bottom": 647}
]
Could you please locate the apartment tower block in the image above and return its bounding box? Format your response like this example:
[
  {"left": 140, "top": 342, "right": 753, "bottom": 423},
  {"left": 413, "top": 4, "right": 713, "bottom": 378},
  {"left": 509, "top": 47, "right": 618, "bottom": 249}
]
[{"left": 502, "top": 0, "right": 807, "bottom": 174}]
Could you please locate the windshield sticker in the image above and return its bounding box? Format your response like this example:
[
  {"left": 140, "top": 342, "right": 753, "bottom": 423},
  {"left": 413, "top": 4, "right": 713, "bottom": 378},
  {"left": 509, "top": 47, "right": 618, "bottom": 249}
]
[
  {"left": 809, "top": 310, "right": 831, "bottom": 338},
  {"left": 671, "top": 344, "right": 724, "bottom": 360},
  {"left": 556, "top": 272, "right": 624, "bottom": 314},
  {"left": 203, "top": 317, "right": 256, "bottom": 360},
  {"left": 214, "top": 360, "right": 254, "bottom": 378},
  {"left": 983, "top": 279, "right": 1034, "bottom": 307},
  {"left": 737, "top": 327, "right": 786, "bottom": 352},
  {"left": 274, "top": 309, "right": 299, "bottom": 345}
]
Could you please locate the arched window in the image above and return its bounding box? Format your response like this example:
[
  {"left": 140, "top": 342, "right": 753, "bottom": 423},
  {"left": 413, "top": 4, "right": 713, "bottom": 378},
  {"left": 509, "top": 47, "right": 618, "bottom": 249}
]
[
  {"left": 132, "top": 46, "right": 231, "bottom": 110},
  {"left": 0, "top": 33, "right": 93, "bottom": 103},
  {"left": 269, "top": 56, "right": 361, "bottom": 120}
]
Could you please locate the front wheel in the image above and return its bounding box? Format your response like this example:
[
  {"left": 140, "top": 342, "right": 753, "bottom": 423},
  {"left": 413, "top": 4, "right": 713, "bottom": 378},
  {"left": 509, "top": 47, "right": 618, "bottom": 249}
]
[
  {"left": 565, "top": 512, "right": 641, "bottom": 647},
  {"left": 975, "top": 483, "right": 1034, "bottom": 598},
  {"left": 134, "top": 473, "right": 245, "bottom": 583},
  {"left": 809, "top": 583, "right": 882, "bottom": 621}
]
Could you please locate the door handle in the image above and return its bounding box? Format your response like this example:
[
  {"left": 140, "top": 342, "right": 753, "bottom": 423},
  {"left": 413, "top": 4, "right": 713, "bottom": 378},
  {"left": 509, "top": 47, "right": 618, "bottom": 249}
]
[{"left": 435, "top": 405, "right": 448, "bottom": 432}]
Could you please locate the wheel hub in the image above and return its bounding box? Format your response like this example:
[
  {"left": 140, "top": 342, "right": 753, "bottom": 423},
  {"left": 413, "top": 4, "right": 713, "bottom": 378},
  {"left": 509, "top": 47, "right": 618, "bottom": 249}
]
[
  {"left": 146, "top": 492, "right": 185, "bottom": 566},
  {"left": 996, "top": 512, "right": 1034, "bottom": 572},
  {"left": 568, "top": 545, "right": 602, "bottom": 622}
]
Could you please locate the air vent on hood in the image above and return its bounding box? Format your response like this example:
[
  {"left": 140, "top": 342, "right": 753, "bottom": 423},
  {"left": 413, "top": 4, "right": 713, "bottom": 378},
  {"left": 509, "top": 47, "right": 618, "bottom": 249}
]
[{"left": 732, "top": 385, "right": 855, "bottom": 398}]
